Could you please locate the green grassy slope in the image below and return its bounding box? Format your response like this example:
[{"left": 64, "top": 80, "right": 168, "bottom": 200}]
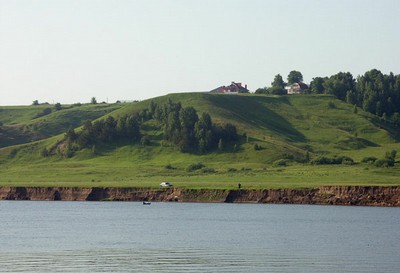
[
  {"left": 0, "top": 103, "right": 123, "bottom": 147},
  {"left": 0, "top": 93, "right": 399, "bottom": 189}
]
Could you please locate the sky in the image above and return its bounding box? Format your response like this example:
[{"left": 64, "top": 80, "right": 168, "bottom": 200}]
[{"left": 0, "top": 0, "right": 399, "bottom": 105}]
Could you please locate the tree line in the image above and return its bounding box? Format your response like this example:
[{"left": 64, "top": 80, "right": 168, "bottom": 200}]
[
  {"left": 256, "top": 69, "right": 400, "bottom": 122},
  {"left": 311, "top": 69, "right": 400, "bottom": 121},
  {"left": 255, "top": 70, "right": 304, "bottom": 95},
  {"left": 58, "top": 99, "right": 238, "bottom": 156}
]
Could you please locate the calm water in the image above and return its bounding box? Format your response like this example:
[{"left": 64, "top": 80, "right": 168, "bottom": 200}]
[{"left": 0, "top": 201, "right": 399, "bottom": 273}]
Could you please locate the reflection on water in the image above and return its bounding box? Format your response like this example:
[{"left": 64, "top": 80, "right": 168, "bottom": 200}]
[{"left": 0, "top": 201, "right": 399, "bottom": 273}]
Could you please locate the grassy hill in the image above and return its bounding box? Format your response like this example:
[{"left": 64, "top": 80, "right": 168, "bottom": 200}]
[
  {"left": 0, "top": 93, "right": 399, "bottom": 189},
  {"left": 0, "top": 103, "right": 123, "bottom": 147}
]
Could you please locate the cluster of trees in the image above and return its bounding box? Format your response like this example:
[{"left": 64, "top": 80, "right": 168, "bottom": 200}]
[
  {"left": 59, "top": 99, "right": 238, "bottom": 156},
  {"left": 256, "top": 69, "right": 400, "bottom": 122},
  {"left": 310, "top": 70, "right": 400, "bottom": 120},
  {"left": 361, "top": 150, "right": 397, "bottom": 167},
  {"left": 150, "top": 99, "right": 238, "bottom": 153},
  {"left": 64, "top": 114, "right": 143, "bottom": 151},
  {"left": 311, "top": 155, "right": 354, "bottom": 165},
  {"left": 255, "top": 70, "right": 304, "bottom": 95}
]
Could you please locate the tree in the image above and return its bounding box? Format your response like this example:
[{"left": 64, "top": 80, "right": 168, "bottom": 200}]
[
  {"left": 346, "top": 91, "right": 355, "bottom": 104},
  {"left": 310, "top": 77, "right": 326, "bottom": 94},
  {"left": 254, "top": 87, "right": 268, "bottom": 94},
  {"left": 140, "top": 135, "right": 151, "bottom": 146},
  {"left": 287, "top": 70, "right": 303, "bottom": 84},
  {"left": 55, "top": 102, "right": 62, "bottom": 111},
  {"left": 323, "top": 72, "right": 355, "bottom": 100},
  {"left": 218, "top": 138, "right": 224, "bottom": 151},
  {"left": 195, "top": 112, "right": 213, "bottom": 152},
  {"left": 267, "top": 86, "right": 287, "bottom": 95},
  {"left": 271, "top": 74, "right": 286, "bottom": 89},
  {"left": 384, "top": 150, "right": 397, "bottom": 167},
  {"left": 91, "top": 97, "right": 97, "bottom": 104},
  {"left": 65, "top": 128, "right": 77, "bottom": 143},
  {"left": 392, "top": 112, "right": 400, "bottom": 127},
  {"left": 32, "top": 100, "right": 39, "bottom": 105}
]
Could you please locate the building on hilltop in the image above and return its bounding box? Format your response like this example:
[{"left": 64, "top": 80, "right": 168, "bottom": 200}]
[
  {"left": 286, "top": 82, "right": 309, "bottom": 94},
  {"left": 210, "top": 82, "right": 249, "bottom": 94}
]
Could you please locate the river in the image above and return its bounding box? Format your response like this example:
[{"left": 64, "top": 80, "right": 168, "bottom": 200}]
[{"left": 0, "top": 201, "right": 399, "bottom": 272}]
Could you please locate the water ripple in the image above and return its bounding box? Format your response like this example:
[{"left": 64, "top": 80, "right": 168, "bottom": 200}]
[{"left": 0, "top": 247, "right": 397, "bottom": 273}]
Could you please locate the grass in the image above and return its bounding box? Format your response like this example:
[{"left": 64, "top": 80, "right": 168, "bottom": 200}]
[
  {"left": 0, "top": 103, "right": 123, "bottom": 147},
  {"left": 1, "top": 160, "right": 399, "bottom": 189},
  {"left": 1, "top": 93, "right": 399, "bottom": 189}
]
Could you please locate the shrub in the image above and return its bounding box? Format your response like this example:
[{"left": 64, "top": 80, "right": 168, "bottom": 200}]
[
  {"left": 361, "top": 157, "right": 377, "bottom": 164},
  {"left": 374, "top": 159, "right": 389, "bottom": 167},
  {"left": 373, "top": 150, "right": 398, "bottom": 167},
  {"left": 227, "top": 167, "right": 237, "bottom": 172},
  {"left": 336, "top": 155, "right": 354, "bottom": 165},
  {"left": 140, "top": 135, "right": 151, "bottom": 146},
  {"left": 273, "top": 159, "right": 289, "bottom": 167},
  {"left": 328, "top": 101, "right": 336, "bottom": 109},
  {"left": 164, "top": 164, "right": 176, "bottom": 170},
  {"left": 40, "top": 148, "right": 49, "bottom": 157},
  {"left": 202, "top": 167, "right": 216, "bottom": 173},
  {"left": 253, "top": 144, "right": 262, "bottom": 151},
  {"left": 311, "top": 155, "right": 354, "bottom": 165},
  {"left": 187, "top": 162, "right": 205, "bottom": 172},
  {"left": 36, "top": 108, "right": 52, "bottom": 118}
]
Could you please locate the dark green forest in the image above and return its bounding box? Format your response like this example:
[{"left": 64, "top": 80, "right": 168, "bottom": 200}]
[{"left": 59, "top": 99, "right": 238, "bottom": 157}]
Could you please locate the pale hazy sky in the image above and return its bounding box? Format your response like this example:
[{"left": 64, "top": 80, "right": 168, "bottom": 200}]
[{"left": 1, "top": 0, "right": 399, "bottom": 105}]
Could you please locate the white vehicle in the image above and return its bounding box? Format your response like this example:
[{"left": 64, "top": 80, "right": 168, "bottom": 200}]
[{"left": 160, "top": 182, "right": 173, "bottom": 187}]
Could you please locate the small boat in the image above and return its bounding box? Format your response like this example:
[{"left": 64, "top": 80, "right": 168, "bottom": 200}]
[{"left": 143, "top": 201, "right": 151, "bottom": 205}]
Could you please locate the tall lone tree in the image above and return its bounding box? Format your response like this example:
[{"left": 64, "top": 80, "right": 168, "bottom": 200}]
[
  {"left": 287, "top": 70, "right": 303, "bottom": 84},
  {"left": 271, "top": 74, "right": 286, "bottom": 88}
]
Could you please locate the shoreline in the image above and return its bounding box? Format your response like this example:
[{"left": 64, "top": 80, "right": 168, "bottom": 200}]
[{"left": 1, "top": 186, "right": 399, "bottom": 206}]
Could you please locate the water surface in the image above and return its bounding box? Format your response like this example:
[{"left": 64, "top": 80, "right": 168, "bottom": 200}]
[{"left": 0, "top": 201, "right": 399, "bottom": 272}]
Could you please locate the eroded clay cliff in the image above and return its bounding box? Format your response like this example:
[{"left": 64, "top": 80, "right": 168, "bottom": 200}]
[{"left": 1, "top": 186, "right": 399, "bottom": 206}]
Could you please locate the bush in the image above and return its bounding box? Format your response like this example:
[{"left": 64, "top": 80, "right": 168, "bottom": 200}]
[
  {"left": 374, "top": 159, "right": 389, "bottom": 167},
  {"left": 202, "top": 167, "right": 216, "bottom": 173},
  {"left": 36, "top": 108, "right": 52, "bottom": 118},
  {"left": 311, "top": 155, "right": 354, "bottom": 165},
  {"left": 253, "top": 144, "right": 262, "bottom": 151},
  {"left": 273, "top": 159, "right": 289, "bottom": 167},
  {"left": 164, "top": 164, "right": 176, "bottom": 170},
  {"left": 227, "top": 167, "right": 237, "bottom": 172},
  {"left": 328, "top": 101, "right": 336, "bottom": 109},
  {"left": 361, "top": 157, "right": 377, "bottom": 164},
  {"left": 40, "top": 148, "right": 49, "bottom": 157},
  {"left": 140, "top": 135, "right": 151, "bottom": 146},
  {"left": 267, "top": 86, "right": 287, "bottom": 95},
  {"left": 187, "top": 162, "right": 205, "bottom": 172},
  {"left": 373, "top": 150, "right": 398, "bottom": 167},
  {"left": 336, "top": 155, "right": 354, "bottom": 165}
]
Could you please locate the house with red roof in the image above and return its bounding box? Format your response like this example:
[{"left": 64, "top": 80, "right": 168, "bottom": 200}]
[
  {"left": 210, "top": 82, "right": 249, "bottom": 94},
  {"left": 286, "top": 82, "right": 309, "bottom": 94}
]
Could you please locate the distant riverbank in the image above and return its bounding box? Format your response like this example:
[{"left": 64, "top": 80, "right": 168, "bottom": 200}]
[{"left": 1, "top": 186, "right": 399, "bottom": 206}]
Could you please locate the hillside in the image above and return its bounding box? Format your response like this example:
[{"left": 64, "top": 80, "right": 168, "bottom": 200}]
[
  {"left": 0, "top": 103, "right": 123, "bottom": 147},
  {"left": 0, "top": 93, "right": 399, "bottom": 189}
]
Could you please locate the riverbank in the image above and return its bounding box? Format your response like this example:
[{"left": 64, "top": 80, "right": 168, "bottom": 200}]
[{"left": 1, "top": 186, "right": 400, "bottom": 206}]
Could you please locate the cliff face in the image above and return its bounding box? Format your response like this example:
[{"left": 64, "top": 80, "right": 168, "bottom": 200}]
[{"left": 0, "top": 186, "right": 399, "bottom": 206}]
